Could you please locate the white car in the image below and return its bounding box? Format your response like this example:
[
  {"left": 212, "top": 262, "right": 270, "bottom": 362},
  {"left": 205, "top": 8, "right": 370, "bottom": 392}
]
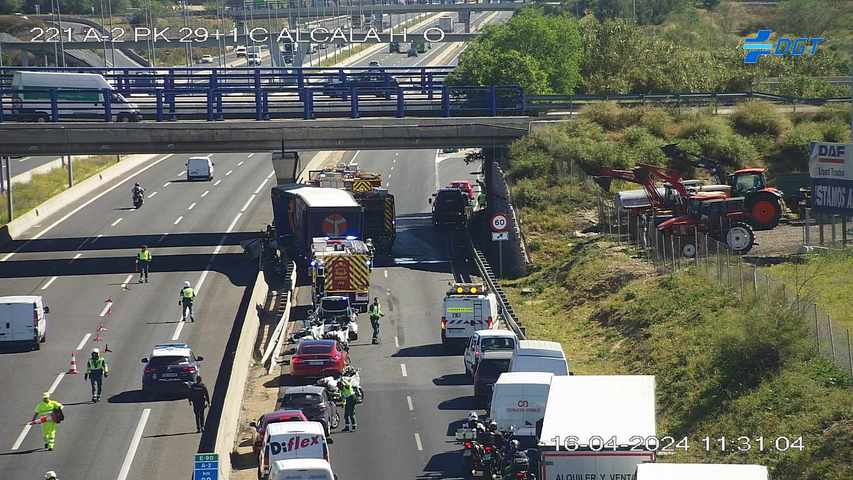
[
  {"left": 200, "top": 54, "right": 214, "bottom": 63},
  {"left": 247, "top": 53, "right": 262, "bottom": 66},
  {"left": 186, "top": 156, "right": 214, "bottom": 181},
  {"left": 235, "top": 46, "right": 247, "bottom": 57}
]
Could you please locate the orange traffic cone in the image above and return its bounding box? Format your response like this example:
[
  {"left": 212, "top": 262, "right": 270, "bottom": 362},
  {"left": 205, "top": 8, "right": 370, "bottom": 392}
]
[
  {"left": 104, "top": 344, "right": 112, "bottom": 353},
  {"left": 93, "top": 333, "right": 103, "bottom": 343},
  {"left": 67, "top": 352, "right": 78, "bottom": 374}
]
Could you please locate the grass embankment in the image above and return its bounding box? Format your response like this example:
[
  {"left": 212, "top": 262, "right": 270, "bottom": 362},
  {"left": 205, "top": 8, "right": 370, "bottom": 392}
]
[
  {"left": 0, "top": 155, "right": 120, "bottom": 225},
  {"left": 769, "top": 252, "right": 853, "bottom": 332},
  {"left": 498, "top": 103, "right": 853, "bottom": 479}
]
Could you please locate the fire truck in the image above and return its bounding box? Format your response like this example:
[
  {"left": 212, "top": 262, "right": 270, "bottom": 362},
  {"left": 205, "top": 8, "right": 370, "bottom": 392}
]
[
  {"left": 308, "top": 164, "right": 396, "bottom": 255},
  {"left": 310, "top": 237, "right": 373, "bottom": 313}
]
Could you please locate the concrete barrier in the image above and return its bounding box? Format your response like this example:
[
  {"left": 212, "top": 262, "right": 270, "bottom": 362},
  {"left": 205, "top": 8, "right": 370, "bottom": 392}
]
[
  {"left": 215, "top": 270, "right": 270, "bottom": 480},
  {"left": 0, "top": 153, "right": 166, "bottom": 244}
]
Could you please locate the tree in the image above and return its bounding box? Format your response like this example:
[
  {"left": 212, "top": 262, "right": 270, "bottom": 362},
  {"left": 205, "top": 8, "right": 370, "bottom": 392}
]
[
  {"left": 0, "top": 0, "right": 23, "bottom": 14},
  {"left": 449, "top": 8, "right": 584, "bottom": 96}
]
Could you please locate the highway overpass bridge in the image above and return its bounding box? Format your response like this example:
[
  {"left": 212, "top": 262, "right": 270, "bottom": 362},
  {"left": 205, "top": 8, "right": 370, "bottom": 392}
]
[
  {"left": 229, "top": 2, "right": 549, "bottom": 18},
  {"left": 0, "top": 117, "right": 536, "bottom": 155}
]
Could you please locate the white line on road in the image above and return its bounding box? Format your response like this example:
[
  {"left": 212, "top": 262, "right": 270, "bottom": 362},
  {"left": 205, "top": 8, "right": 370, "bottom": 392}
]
[
  {"left": 178, "top": 170, "right": 186, "bottom": 177},
  {"left": 48, "top": 372, "right": 65, "bottom": 394},
  {"left": 388, "top": 173, "right": 392, "bottom": 180},
  {"left": 0, "top": 154, "right": 175, "bottom": 262},
  {"left": 76, "top": 334, "right": 92, "bottom": 351},
  {"left": 174, "top": 216, "right": 183, "bottom": 225},
  {"left": 11, "top": 425, "right": 31, "bottom": 451},
  {"left": 384, "top": 270, "right": 388, "bottom": 278},
  {"left": 237, "top": 161, "right": 245, "bottom": 166},
  {"left": 240, "top": 195, "right": 255, "bottom": 212},
  {"left": 247, "top": 153, "right": 254, "bottom": 158},
  {"left": 99, "top": 301, "right": 112, "bottom": 317},
  {"left": 407, "top": 395, "right": 414, "bottom": 411},
  {"left": 147, "top": 191, "right": 158, "bottom": 199},
  {"left": 110, "top": 218, "right": 123, "bottom": 227},
  {"left": 266, "top": 171, "right": 274, "bottom": 179},
  {"left": 162, "top": 182, "right": 170, "bottom": 188},
  {"left": 187, "top": 202, "right": 197, "bottom": 211},
  {"left": 121, "top": 274, "right": 134, "bottom": 288},
  {"left": 171, "top": 321, "right": 185, "bottom": 340},
  {"left": 226, "top": 213, "right": 243, "bottom": 234},
  {"left": 201, "top": 190, "right": 210, "bottom": 198},
  {"left": 214, "top": 179, "right": 222, "bottom": 186},
  {"left": 414, "top": 433, "right": 423, "bottom": 451},
  {"left": 390, "top": 165, "right": 394, "bottom": 171},
  {"left": 116, "top": 409, "right": 151, "bottom": 480},
  {"left": 17, "top": 156, "right": 31, "bottom": 163},
  {"left": 41, "top": 276, "right": 58, "bottom": 290},
  {"left": 395, "top": 336, "right": 400, "bottom": 348},
  {"left": 400, "top": 363, "right": 407, "bottom": 377},
  {"left": 434, "top": 150, "right": 441, "bottom": 192},
  {"left": 253, "top": 179, "right": 268, "bottom": 194},
  {"left": 349, "top": 151, "right": 360, "bottom": 165},
  {"left": 225, "top": 169, "right": 233, "bottom": 176},
  {"left": 73, "top": 253, "right": 82, "bottom": 260}
]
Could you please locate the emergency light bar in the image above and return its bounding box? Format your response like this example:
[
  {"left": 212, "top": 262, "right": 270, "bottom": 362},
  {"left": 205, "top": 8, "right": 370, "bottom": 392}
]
[{"left": 447, "top": 283, "right": 485, "bottom": 296}]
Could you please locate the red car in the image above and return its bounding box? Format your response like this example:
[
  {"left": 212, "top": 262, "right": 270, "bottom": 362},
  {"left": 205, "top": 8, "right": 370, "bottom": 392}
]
[
  {"left": 249, "top": 409, "right": 308, "bottom": 455},
  {"left": 449, "top": 180, "right": 475, "bottom": 200},
  {"left": 290, "top": 339, "right": 349, "bottom": 378}
]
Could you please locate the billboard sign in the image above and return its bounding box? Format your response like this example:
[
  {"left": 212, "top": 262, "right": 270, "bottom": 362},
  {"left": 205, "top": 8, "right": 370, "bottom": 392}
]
[{"left": 809, "top": 142, "right": 853, "bottom": 214}]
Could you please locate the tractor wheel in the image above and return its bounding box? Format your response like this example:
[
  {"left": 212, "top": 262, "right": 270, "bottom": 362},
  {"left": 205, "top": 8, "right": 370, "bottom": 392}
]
[
  {"left": 725, "top": 222, "right": 755, "bottom": 254},
  {"left": 747, "top": 194, "right": 782, "bottom": 230},
  {"left": 681, "top": 241, "right": 697, "bottom": 258}
]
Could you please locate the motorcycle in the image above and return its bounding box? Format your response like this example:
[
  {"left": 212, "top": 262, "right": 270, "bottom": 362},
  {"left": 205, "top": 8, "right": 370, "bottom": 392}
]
[
  {"left": 133, "top": 192, "right": 144, "bottom": 209},
  {"left": 316, "top": 366, "right": 363, "bottom": 408}
]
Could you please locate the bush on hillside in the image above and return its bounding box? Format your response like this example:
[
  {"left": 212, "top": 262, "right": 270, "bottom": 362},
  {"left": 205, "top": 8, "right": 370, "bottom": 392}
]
[
  {"left": 769, "top": 122, "right": 826, "bottom": 173},
  {"left": 732, "top": 101, "right": 792, "bottom": 137},
  {"left": 677, "top": 115, "right": 732, "bottom": 139},
  {"left": 821, "top": 121, "right": 851, "bottom": 143},
  {"left": 695, "top": 132, "right": 760, "bottom": 168},
  {"left": 637, "top": 107, "right": 676, "bottom": 139}
]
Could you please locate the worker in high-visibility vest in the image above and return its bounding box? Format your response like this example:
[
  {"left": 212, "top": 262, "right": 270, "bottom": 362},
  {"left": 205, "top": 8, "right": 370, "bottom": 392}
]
[
  {"left": 179, "top": 281, "right": 196, "bottom": 322},
  {"left": 32, "top": 392, "right": 63, "bottom": 451},
  {"left": 368, "top": 298, "right": 384, "bottom": 344},
  {"left": 136, "top": 245, "right": 152, "bottom": 283},
  {"left": 85, "top": 348, "right": 109, "bottom": 402}
]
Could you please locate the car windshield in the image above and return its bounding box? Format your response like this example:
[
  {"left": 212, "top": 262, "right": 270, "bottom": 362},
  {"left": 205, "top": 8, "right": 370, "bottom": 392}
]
[
  {"left": 299, "top": 343, "right": 333, "bottom": 354},
  {"left": 282, "top": 393, "right": 322, "bottom": 406},
  {"left": 148, "top": 356, "right": 189, "bottom": 368},
  {"left": 482, "top": 338, "right": 515, "bottom": 351},
  {"left": 477, "top": 359, "right": 510, "bottom": 378}
]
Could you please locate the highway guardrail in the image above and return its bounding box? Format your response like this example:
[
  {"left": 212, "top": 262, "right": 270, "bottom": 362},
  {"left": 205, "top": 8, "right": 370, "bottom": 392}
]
[{"left": 469, "top": 237, "right": 526, "bottom": 339}]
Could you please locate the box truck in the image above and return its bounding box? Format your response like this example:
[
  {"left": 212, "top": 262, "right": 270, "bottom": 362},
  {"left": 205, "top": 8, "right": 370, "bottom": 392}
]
[
  {"left": 489, "top": 372, "right": 553, "bottom": 439},
  {"left": 538, "top": 376, "right": 657, "bottom": 480},
  {"left": 635, "top": 463, "right": 770, "bottom": 480}
]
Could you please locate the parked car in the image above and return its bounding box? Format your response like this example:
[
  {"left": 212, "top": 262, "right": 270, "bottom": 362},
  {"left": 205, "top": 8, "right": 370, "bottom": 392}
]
[
  {"left": 449, "top": 180, "right": 475, "bottom": 201},
  {"left": 473, "top": 350, "right": 513, "bottom": 408},
  {"left": 463, "top": 329, "right": 517, "bottom": 376},
  {"left": 141, "top": 343, "right": 203, "bottom": 397},
  {"left": 290, "top": 339, "right": 349, "bottom": 379},
  {"left": 250, "top": 410, "right": 309, "bottom": 455},
  {"left": 279, "top": 385, "right": 338, "bottom": 437},
  {"left": 430, "top": 187, "right": 472, "bottom": 228}
]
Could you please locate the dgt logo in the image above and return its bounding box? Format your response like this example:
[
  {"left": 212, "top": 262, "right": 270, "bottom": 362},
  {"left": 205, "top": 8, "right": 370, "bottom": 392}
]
[{"left": 742, "top": 29, "right": 824, "bottom": 64}]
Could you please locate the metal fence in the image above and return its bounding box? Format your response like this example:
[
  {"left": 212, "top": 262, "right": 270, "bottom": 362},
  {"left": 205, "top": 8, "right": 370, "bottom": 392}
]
[{"left": 598, "top": 198, "right": 853, "bottom": 378}]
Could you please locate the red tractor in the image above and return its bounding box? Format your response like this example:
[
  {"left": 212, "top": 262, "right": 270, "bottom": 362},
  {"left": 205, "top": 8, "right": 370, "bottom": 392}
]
[{"left": 596, "top": 164, "right": 756, "bottom": 256}]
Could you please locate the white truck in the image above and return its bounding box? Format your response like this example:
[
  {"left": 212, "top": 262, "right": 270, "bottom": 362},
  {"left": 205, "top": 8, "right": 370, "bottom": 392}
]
[
  {"left": 489, "top": 371, "right": 553, "bottom": 438},
  {"left": 440, "top": 282, "right": 498, "bottom": 347},
  {"left": 0, "top": 296, "right": 50, "bottom": 350},
  {"left": 538, "top": 376, "right": 657, "bottom": 480},
  {"left": 438, "top": 15, "right": 454, "bottom": 32},
  {"left": 635, "top": 463, "right": 770, "bottom": 480}
]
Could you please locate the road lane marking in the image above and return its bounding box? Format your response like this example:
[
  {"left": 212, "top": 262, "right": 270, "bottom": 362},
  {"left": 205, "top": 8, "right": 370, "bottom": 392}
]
[
  {"left": 73, "top": 253, "right": 82, "bottom": 260},
  {"left": 226, "top": 213, "right": 242, "bottom": 233},
  {"left": 99, "top": 301, "right": 113, "bottom": 317},
  {"left": 178, "top": 170, "right": 186, "bottom": 176},
  {"left": 388, "top": 173, "right": 392, "bottom": 180},
  {"left": 247, "top": 153, "right": 254, "bottom": 158},
  {"left": 266, "top": 171, "right": 274, "bottom": 179},
  {"left": 11, "top": 425, "right": 31, "bottom": 451},
  {"left": 147, "top": 191, "right": 158, "bottom": 199},
  {"left": 201, "top": 190, "right": 210, "bottom": 198},
  {"left": 41, "top": 276, "right": 58, "bottom": 290},
  {"left": 434, "top": 150, "right": 441, "bottom": 191},
  {"left": 111, "top": 218, "right": 123, "bottom": 227},
  {"left": 400, "top": 363, "right": 407, "bottom": 377},
  {"left": 214, "top": 179, "right": 222, "bottom": 186},
  {"left": 171, "top": 321, "right": 185, "bottom": 340},
  {"left": 76, "top": 333, "right": 92, "bottom": 351},
  {"left": 253, "top": 179, "right": 267, "bottom": 194},
  {"left": 384, "top": 270, "right": 388, "bottom": 278},
  {"left": 240, "top": 195, "right": 255, "bottom": 212},
  {"left": 414, "top": 433, "right": 423, "bottom": 451},
  {"left": 188, "top": 202, "right": 197, "bottom": 210},
  {"left": 348, "top": 151, "right": 360, "bottom": 165},
  {"left": 407, "top": 395, "right": 413, "bottom": 411},
  {"left": 116, "top": 409, "right": 151, "bottom": 480},
  {"left": 237, "top": 161, "right": 245, "bottom": 166},
  {"left": 395, "top": 336, "right": 400, "bottom": 348},
  {"left": 174, "top": 216, "right": 183, "bottom": 225},
  {"left": 390, "top": 165, "right": 394, "bottom": 171},
  {"left": 225, "top": 170, "right": 233, "bottom": 176},
  {"left": 121, "top": 274, "right": 134, "bottom": 288},
  {"left": 162, "top": 182, "right": 170, "bottom": 188},
  {"left": 48, "top": 372, "right": 65, "bottom": 394}
]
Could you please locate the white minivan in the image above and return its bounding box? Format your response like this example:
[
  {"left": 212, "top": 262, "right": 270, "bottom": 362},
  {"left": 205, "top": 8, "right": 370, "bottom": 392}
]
[
  {"left": 186, "top": 157, "right": 214, "bottom": 181},
  {"left": 269, "top": 458, "right": 337, "bottom": 480},
  {"left": 0, "top": 296, "right": 50, "bottom": 350},
  {"left": 259, "top": 422, "right": 329, "bottom": 480},
  {"left": 463, "top": 329, "right": 517, "bottom": 377},
  {"left": 11, "top": 71, "right": 141, "bottom": 122},
  {"left": 509, "top": 340, "right": 569, "bottom": 376}
]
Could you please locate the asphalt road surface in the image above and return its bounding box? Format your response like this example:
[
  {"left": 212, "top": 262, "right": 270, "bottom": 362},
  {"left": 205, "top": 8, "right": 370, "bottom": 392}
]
[{"left": 0, "top": 9, "right": 508, "bottom": 480}]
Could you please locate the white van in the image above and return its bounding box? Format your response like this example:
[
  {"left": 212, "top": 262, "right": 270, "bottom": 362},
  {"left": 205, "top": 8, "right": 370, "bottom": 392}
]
[
  {"left": 11, "top": 71, "right": 141, "bottom": 122},
  {"left": 0, "top": 296, "right": 50, "bottom": 350},
  {"left": 463, "top": 329, "right": 517, "bottom": 376},
  {"left": 259, "top": 422, "right": 329, "bottom": 480},
  {"left": 186, "top": 157, "right": 214, "bottom": 181},
  {"left": 489, "top": 371, "right": 552, "bottom": 438},
  {"left": 440, "top": 283, "right": 498, "bottom": 347},
  {"left": 510, "top": 340, "right": 569, "bottom": 376},
  {"left": 635, "top": 463, "right": 769, "bottom": 480},
  {"left": 269, "top": 458, "right": 337, "bottom": 480}
]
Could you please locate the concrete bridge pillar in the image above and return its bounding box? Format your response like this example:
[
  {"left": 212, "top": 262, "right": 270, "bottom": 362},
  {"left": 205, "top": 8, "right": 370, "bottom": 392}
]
[
  {"left": 271, "top": 151, "right": 301, "bottom": 185},
  {"left": 460, "top": 9, "right": 471, "bottom": 33}
]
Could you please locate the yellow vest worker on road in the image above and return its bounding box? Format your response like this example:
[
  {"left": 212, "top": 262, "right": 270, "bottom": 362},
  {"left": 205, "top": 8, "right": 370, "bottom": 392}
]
[
  {"left": 179, "top": 281, "right": 196, "bottom": 322},
  {"left": 136, "top": 245, "right": 152, "bottom": 283},
  {"left": 85, "top": 348, "right": 109, "bottom": 402},
  {"left": 32, "top": 392, "right": 63, "bottom": 451}
]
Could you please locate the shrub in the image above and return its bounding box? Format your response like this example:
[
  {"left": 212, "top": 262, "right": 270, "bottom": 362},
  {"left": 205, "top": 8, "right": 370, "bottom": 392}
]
[
  {"left": 694, "top": 132, "right": 760, "bottom": 169},
  {"left": 769, "top": 122, "right": 826, "bottom": 173},
  {"left": 581, "top": 102, "right": 625, "bottom": 130},
  {"left": 732, "top": 101, "right": 792, "bottom": 137},
  {"left": 637, "top": 107, "right": 676, "bottom": 138},
  {"left": 676, "top": 115, "right": 732, "bottom": 139},
  {"left": 821, "top": 121, "right": 851, "bottom": 143},
  {"left": 811, "top": 105, "right": 851, "bottom": 125}
]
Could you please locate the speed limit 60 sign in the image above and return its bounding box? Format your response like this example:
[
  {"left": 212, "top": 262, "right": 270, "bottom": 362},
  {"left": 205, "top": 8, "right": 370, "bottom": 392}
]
[{"left": 490, "top": 213, "right": 508, "bottom": 232}]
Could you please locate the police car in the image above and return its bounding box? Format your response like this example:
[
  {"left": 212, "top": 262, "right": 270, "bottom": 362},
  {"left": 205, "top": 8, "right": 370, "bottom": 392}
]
[{"left": 141, "top": 343, "right": 204, "bottom": 397}]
